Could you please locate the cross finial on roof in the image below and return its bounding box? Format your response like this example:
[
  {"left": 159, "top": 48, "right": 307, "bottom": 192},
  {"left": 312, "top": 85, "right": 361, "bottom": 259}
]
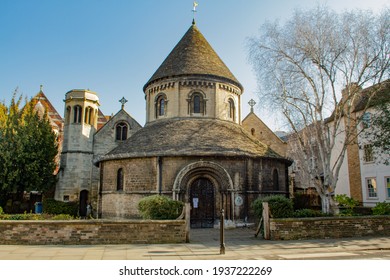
[
  {"left": 248, "top": 99, "right": 256, "bottom": 113},
  {"left": 40, "top": 85, "right": 43, "bottom": 92},
  {"left": 192, "top": 1, "right": 198, "bottom": 24},
  {"left": 119, "top": 97, "right": 128, "bottom": 109}
]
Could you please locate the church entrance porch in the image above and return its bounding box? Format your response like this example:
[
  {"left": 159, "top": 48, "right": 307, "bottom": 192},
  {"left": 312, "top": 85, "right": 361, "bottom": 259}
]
[{"left": 190, "top": 177, "right": 215, "bottom": 228}]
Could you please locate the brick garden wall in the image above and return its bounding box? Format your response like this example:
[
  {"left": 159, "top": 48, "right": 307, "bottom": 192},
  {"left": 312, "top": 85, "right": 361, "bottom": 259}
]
[
  {"left": 0, "top": 220, "right": 186, "bottom": 245},
  {"left": 270, "top": 216, "right": 390, "bottom": 240}
]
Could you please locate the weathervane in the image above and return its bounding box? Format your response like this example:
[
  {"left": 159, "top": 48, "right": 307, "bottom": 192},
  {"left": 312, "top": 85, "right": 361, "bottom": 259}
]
[
  {"left": 248, "top": 99, "right": 256, "bottom": 113},
  {"left": 119, "top": 97, "right": 128, "bottom": 109},
  {"left": 192, "top": 1, "right": 198, "bottom": 24}
]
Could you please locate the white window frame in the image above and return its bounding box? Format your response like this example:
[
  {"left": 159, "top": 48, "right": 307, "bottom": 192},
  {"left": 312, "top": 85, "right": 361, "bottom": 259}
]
[{"left": 366, "top": 177, "right": 378, "bottom": 199}]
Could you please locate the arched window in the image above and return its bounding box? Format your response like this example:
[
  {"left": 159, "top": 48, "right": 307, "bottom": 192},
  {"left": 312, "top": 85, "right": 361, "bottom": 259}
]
[
  {"left": 155, "top": 94, "right": 167, "bottom": 118},
  {"left": 73, "top": 105, "right": 82, "bottom": 124},
  {"left": 189, "top": 92, "right": 205, "bottom": 114},
  {"left": 251, "top": 128, "right": 255, "bottom": 136},
  {"left": 273, "top": 169, "right": 279, "bottom": 190},
  {"left": 84, "top": 106, "right": 93, "bottom": 125},
  {"left": 117, "top": 168, "right": 124, "bottom": 191},
  {"left": 194, "top": 95, "right": 201, "bottom": 113},
  {"left": 116, "top": 122, "right": 128, "bottom": 141},
  {"left": 228, "top": 98, "right": 235, "bottom": 120},
  {"left": 65, "top": 106, "right": 71, "bottom": 124}
]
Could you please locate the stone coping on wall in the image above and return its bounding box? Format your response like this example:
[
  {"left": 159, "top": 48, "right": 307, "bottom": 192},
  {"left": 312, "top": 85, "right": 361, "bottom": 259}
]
[
  {"left": 0, "top": 219, "right": 187, "bottom": 245},
  {"left": 269, "top": 215, "right": 390, "bottom": 240}
]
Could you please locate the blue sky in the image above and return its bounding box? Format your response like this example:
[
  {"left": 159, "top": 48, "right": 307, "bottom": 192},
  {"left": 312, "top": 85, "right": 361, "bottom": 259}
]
[{"left": 0, "top": 0, "right": 388, "bottom": 129}]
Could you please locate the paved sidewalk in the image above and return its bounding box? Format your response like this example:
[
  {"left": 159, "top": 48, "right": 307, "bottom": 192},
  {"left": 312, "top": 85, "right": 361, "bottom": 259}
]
[{"left": 0, "top": 227, "right": 390, "bottom": 260}]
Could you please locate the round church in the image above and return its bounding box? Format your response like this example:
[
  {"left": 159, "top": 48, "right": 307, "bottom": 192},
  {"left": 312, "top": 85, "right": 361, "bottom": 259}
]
[{"left": 95, "top": 22, "right": 292, "bottom": 227}]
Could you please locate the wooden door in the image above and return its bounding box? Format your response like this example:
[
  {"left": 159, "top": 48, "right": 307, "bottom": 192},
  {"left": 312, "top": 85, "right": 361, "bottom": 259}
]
[{"left": 190, "top": 178, "right": 215, "bottom": 228}]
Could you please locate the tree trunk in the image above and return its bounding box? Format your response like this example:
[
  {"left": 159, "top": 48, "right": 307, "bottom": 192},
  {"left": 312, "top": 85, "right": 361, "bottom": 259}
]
[{"left": 321, "top": 193, "right": 339, "bottom": 215}]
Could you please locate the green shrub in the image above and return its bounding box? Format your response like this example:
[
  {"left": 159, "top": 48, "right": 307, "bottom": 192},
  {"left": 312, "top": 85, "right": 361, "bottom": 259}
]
[
  {"left": 372, "top": 201, "right": 390, "bottom": 215},
  {"left": 335, "top": 194, "right": 360, "bottom": 216},
  {"left": 251, "top": 195, "right": 294, "bottom": 218},
  {"left": 43, "top": 198, "right": 78, "bottom": 216},
  {"left": 138, "top": 195, "right": 184, "bottom": 220},
  {"left": 0, "top": 206, "right": 3, "bottom": 215}
]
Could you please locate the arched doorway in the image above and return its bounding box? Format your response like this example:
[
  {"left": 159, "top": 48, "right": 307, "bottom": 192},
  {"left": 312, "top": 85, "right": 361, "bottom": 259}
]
[
  {"left": 190, "top": 177, "right": 215, "bottom": 228},
  {"left": 79, "top": 190, "right": 89, "bottom": 218}
]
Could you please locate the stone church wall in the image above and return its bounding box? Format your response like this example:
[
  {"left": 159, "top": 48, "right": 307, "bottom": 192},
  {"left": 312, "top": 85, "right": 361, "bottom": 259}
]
[
  {"left": 100, "top": 157, "right": 158, "bottom": 218},
  {"left": 100, "top": 155, "right": 289, "bottom": 221}
]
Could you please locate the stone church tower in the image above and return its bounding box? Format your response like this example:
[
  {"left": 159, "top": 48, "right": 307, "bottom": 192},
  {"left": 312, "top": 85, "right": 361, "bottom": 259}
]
[
  {"left": 143, "top": 21, "right": 243, "bottom": 125},
  {"left": 55, "top": 89, "right": 99, "bottom": 215}
]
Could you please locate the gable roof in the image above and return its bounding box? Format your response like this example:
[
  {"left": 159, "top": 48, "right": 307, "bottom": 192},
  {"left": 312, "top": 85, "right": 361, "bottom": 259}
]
[
  {"left": 242, "top": 112, "right": 286, "bottom": 144},
  {"left": 32, "top": 90, "right": 63, "bottom": 129},
  {"left": 143, "top": 23, "right": 243, "bottom": 91}
]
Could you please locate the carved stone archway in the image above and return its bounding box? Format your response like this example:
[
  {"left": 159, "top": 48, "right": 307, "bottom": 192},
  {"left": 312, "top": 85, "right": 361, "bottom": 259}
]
[{"left": 173, "top": 161, "right": 235, "bottom": 223}]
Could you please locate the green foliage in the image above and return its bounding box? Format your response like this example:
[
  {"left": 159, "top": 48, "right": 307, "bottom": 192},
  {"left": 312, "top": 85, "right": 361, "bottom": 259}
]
[
  {"left": 0, "top": 92, "right": 58, "bottom": 194},
  {"left": 335, "top": 194, "right": 360, "bottom": 216},
  {"left": 0, "top": 212, "right": 74, "bottom": 220},
  {"left": 138, "top": 195, "right": 184, "bottom": 220},
  {"left": 0, "top": 206, "right": 3, "bottom": 215},
  {"left": 293, "top": 208, "right": 330, "bottom": 218},
  {"left": 43, "top": 198, "right": 79, "bottom": 216},
  {"left": 251, "top": 195, "right": 294, "bottom": 218},
  {"left": 372, "top": 201, "right": 390, "bottom": 215}
]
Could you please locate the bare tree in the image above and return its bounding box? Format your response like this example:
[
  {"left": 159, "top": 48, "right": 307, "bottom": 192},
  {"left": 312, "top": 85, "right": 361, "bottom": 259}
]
[{"left": 248, "top": 6, "right": 389, "bottom": 213}]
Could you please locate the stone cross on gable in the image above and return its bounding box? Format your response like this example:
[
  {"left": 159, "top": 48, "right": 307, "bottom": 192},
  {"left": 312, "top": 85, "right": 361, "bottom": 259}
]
[
  {"left": 119, "top": 97, "right": 128, "bottom": 109},
  {"left": 248, "top": 99, "right": 256, "bottom": 113}
]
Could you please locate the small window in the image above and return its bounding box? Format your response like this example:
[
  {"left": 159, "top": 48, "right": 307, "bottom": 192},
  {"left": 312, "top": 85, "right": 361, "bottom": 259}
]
[
  {"left": 366, "top": 178, "right": 377, "bottom": 198},
  {"left": 194, "top": 95, "right": 201, "bottom": 113},
  {"left": 116, "top": 122, "right": 128, "bottom": 141},
  {"left": 63, "top": 195, "right": 70, "bottom": 202},
  {"left": 228, "top": 98, "right": 235, "bottom": 120},
  {"left": 251, "top": 128, "right": 255, "bottom": 136},
  {"left": 156, "top": 94, "right": 167, "bottom": 118},
  {"left": 73, "top": 105, "right": 82, "bottom": 123},
  {"left": 363, "top": 144, "right": 374, "bottom": 163},
  {"left": 84, "top": 106, "right": 93, "bottom": 125},
  {"left": 117, "top": 168, "right": 124, "bottom": 191},
  {"left": 386, "top": 177, "right": 390, "bottom": 199},
  {"left": 189, "top": 92, "right": 205, "bottom": 114}
]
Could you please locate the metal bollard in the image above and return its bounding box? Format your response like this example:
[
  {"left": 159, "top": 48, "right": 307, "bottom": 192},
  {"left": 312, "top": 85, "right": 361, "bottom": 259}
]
[{"left": 220, "top": 208, "right": 225, "bottom": 254}]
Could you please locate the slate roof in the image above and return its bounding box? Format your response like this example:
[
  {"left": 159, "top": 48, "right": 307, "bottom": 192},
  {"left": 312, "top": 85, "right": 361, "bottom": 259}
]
[
  {"left": 99, "top": 118, "right": 285, "bottom": 162},
  {"left": 143, "top": 23, "right": 243, "bottom": 92}
]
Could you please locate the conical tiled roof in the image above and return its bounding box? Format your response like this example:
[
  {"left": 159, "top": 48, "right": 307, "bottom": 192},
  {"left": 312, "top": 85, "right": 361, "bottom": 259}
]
[{"left": 143, "top": 22, "right": 243, "bottom": 91}]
